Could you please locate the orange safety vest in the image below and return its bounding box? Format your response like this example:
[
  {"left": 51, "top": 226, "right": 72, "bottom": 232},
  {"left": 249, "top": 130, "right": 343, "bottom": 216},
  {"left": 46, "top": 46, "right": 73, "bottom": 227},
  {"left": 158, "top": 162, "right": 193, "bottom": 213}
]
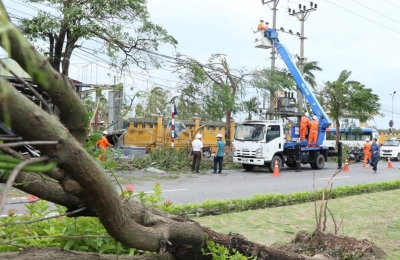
[
  {"left": 97, "top": 136, "right": 112, "bottom": 150},
  {"left": 300, "top": 116, "right": 309, "bottom": 126},
  {"left": 364, "top": 142, "right": 371, "bottom": 154},
  {"left": 308, "top": 120, "right": 319, "bottom": 132}
]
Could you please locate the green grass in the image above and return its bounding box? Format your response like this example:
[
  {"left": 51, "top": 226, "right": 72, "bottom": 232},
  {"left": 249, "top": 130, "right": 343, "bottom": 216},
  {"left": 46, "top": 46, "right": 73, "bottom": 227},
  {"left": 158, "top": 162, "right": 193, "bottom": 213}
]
[{"left": 195, "top": 189, "right": 400, "bottom": 260}]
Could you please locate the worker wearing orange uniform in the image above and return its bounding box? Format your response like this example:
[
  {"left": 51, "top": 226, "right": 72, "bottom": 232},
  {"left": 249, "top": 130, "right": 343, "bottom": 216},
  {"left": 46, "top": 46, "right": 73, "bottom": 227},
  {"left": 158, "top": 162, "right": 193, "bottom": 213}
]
[
  {"left": 307, "top": 115, "right": 319, "bottom": 147},
  {"left": 300, "top": 112, "right": 310, "bottom": 141},
  {"left": 258, "top": 20, "right": 266, "bottom": 31},
  {"left": 96, "top": 131, "right": 113, "bottom": 161},
  {"left": 363, "top": 138, "right": 371, "bottom": 168}
]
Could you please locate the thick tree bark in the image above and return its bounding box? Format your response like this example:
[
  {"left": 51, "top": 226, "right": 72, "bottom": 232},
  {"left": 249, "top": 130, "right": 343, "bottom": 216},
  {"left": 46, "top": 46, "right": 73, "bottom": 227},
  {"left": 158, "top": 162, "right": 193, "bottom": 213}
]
[
  {"left": 225, "top": 109, "right": 232, "bottom": 148},
  {"left": 61, "top": 31, "right": 77, "bottom": 76},
  {"left": 0, "top": 172, "right": 83, "bottom": 210},
  {"left": 335, "top": 119, "right": 340, "bottom": 149},
  {"left": 0, "top": 247, "right": 175, "bottom": 260},
  {"left": 53, "top": 26, "right": 66, "bottom": 73}
]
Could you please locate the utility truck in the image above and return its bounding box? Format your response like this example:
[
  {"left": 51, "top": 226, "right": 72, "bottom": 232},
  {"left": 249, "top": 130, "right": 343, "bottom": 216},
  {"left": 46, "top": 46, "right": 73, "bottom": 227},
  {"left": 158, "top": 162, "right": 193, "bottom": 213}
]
[{"left": 232, "top": 29, "right": 331, "bottom": 172}]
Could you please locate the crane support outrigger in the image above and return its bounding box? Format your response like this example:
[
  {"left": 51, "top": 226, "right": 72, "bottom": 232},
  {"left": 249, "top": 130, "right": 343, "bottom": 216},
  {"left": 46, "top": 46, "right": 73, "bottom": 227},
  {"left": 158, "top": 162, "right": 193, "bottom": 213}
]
[{"left": 232, "top": 29, "right": 332, "bottom": 172}]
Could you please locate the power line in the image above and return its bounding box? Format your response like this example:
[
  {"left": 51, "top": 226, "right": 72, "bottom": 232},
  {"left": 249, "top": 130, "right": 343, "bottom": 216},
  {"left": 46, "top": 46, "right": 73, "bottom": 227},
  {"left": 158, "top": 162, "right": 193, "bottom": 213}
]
[
  {"left": 382, "top": 0, "right": 400, "bottom": 10},
  {"left": 350, "top": 0, "right": 400, "bottom": 25},
  {"left": 324, "top": 0, "right": 400, "bottom": 35}
]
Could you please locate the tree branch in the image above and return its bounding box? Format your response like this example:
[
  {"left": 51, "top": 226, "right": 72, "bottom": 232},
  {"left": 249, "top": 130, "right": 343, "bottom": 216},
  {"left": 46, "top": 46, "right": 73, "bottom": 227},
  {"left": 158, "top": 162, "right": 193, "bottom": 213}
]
[
  {"left": 0, "top": 21, "right": 88, "bottom": 143},
  {"left": 0, "top": 59, "right": 52, "bottom": 114},
  {"left": 0, "top": 77, "right": 205, "bottom": 253},
  {"left": 0, "top": 156, "right": 49, "bottom": 215},
  {"left": 0, "top": 141, "right": 58, "bottom": 148}
]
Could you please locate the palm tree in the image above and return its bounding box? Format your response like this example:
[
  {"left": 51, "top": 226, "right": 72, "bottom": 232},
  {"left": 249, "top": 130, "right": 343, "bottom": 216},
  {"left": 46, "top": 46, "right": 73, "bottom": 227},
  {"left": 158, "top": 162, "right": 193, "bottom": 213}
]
[
  {"left": 297, "top": 61, "right": 322, "bottom": 90},
  {"left": 322, "top": 70, "right": 365, "bottom": 148},
  {"left": 242, "top": 97, "right": 259, "bottom": 120}
]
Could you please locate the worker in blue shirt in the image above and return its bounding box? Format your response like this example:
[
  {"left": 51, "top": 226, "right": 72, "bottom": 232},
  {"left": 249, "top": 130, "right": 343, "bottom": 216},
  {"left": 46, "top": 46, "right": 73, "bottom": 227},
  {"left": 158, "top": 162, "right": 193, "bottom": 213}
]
[
  {"left": 213, "top": 134, "right": 226, "bottom": 174},
  {"left": 369, "top": 138, "right": 380, "bottom": 173}
]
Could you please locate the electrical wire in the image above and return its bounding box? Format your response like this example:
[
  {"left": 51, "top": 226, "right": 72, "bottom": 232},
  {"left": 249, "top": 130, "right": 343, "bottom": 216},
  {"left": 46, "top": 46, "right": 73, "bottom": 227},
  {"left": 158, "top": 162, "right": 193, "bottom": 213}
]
[
  {"left": 324, "top": 0, "right": 400, "bottom": 35},
  {"left": 350, "top": 0, "right": 400, "bottom": 25},
  {"left": 382, "top": 0, "right": 400, "bottom": 10}
]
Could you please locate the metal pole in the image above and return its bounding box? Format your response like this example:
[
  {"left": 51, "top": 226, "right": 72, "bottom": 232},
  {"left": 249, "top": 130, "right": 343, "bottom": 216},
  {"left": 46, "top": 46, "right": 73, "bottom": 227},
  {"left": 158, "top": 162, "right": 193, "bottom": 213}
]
[
  {"left": 269, "top": 0, "right": 278, "bottom": 113},
  {"left": 262, "top": 0, "right": 280, "bottom": 113},
  {"left": 392, "top": 91, "right": 396, "bottom": 121},
  {"left": 94, "top": 88, "right": 101, "bottom": 130},
  {"left": 171, "top": 106, "right": 175, "bottom": 148},
  {"left": 298, "top": 14, "right": 305, "bottom": 114},
  {"left": 289, "top": 3, "right": 317, "bottom": 115}
]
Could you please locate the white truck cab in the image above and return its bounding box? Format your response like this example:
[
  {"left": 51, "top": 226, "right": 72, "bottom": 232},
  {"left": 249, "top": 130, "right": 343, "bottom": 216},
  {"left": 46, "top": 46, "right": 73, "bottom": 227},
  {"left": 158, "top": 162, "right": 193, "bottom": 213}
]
[
  {"left": 233, "top": 120, "right": 287, "bottom": 172},
  {"left": 380, "top": 138, "right": 400, "bottom": 161}
]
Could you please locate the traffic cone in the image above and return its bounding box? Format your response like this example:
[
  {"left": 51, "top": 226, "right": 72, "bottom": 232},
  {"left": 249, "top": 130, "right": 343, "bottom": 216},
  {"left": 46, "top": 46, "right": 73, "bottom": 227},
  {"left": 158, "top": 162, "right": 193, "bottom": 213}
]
[
  {"left": 388, "top": 158, "right": 394, "bottom": 168},
  {"left": 343, "top": 158, "right": 350, "bottom": 172},
  {"left": 272, "top": 159, "right": 280, "bottom": 177}
]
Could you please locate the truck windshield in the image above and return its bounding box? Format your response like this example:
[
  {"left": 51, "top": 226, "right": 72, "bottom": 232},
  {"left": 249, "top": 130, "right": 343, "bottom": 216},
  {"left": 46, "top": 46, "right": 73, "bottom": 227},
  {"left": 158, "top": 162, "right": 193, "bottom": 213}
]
[
  {"left": 383, "top": 140, "right": 400, "bottom": 146},
  {"left": 235, "top": 124, "right": 265, "bottom": 141}
]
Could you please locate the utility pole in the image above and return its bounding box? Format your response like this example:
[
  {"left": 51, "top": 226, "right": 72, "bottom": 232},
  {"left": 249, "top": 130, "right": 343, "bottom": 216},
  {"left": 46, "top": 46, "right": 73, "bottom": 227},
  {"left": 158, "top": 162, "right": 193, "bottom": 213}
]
[
  {"left": 262, "top": 0, "right": 279, "bottom": 114},
  {"left": 289, "top": 2, "right": 317, "bottom": 114}
]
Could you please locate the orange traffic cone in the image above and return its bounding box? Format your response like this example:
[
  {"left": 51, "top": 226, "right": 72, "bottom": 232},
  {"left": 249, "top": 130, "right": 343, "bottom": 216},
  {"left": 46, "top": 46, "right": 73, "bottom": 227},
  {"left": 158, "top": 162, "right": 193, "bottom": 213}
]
[
  {"left": 388, "top": 158, "right": 394, "bottom": 168},
  {"left": 343, "top": 158, "right": 350, "bottom": 172},
  {"left": 272, "top": 159, "right": 280, "bottom": 177}
]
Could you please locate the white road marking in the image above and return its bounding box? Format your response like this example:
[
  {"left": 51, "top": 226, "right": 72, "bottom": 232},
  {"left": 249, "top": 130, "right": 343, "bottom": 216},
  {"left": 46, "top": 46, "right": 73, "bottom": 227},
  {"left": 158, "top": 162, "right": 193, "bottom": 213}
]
[{"left": 320, "top": 176, "right": 351, "bottom": 180}]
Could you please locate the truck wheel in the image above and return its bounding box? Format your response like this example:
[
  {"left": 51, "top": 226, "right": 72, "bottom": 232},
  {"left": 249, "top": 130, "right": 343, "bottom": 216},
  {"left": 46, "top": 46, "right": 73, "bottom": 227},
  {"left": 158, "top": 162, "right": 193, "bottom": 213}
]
[
  {"left": 310, "top": 162, "right": 317, "bottom": 169},
  {"left": 397, "top": 153, "right": 400, "bottom": 161},
  {"left": 268, "top": 156, "right": 282, "bottom": 173},
  {"left": 314, "top": 154, "right": 325, "bottom": 169},
  {"left": 286, "top": 161, "right": 296, "bottom": 168},
  {"left": 242, "top": 164, "right": 255, "bottom": 171}
]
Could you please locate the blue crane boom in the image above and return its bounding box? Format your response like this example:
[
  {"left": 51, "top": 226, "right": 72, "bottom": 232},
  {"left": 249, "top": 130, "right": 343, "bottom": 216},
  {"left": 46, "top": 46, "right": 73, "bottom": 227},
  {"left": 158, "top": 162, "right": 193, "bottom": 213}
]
[{"left": 264, "top": 29, "right": 331, "bottom": 146}]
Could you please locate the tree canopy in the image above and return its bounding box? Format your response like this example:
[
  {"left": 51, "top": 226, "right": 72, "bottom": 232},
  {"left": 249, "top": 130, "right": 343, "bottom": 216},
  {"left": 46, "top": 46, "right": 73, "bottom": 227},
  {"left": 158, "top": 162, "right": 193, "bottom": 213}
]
[
  {"left": 173, "top": 54, "right": 250, "bottom": 143},
  {"left": 321, "top": 70, "right": 381, "bottom": 147},
  {"left": 16, "top": 0, "right": 177, "bottom": 76}
]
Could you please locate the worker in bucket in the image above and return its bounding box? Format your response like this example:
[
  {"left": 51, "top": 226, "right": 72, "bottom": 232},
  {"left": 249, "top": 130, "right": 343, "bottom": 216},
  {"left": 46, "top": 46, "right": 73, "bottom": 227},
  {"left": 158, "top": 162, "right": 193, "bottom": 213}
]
[
  {"left": 258, "top": 20, "right": 266, "bottom": 31},
  {"left": 96, "top": 131, "right": 113, "bottom": 161},
  {"left": 307, "top": 115, "right": 319, "bottom": 147}
]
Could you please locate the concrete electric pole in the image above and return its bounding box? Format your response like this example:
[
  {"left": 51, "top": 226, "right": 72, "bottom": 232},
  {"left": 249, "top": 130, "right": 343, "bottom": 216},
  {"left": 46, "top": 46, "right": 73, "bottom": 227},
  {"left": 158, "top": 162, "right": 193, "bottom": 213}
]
[
  {"left": 289, "top": 2, "right": 317, "bottom": 114},
  {"left": 262, "top": 0, "right": 279, "bottom": 114}
]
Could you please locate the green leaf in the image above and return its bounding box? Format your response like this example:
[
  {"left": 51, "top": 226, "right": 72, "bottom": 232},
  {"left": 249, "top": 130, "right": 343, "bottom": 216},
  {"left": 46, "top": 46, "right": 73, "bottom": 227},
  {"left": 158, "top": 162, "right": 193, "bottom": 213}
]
[{"left": 63, "top": 240, "right": 75, "bottom": 250}]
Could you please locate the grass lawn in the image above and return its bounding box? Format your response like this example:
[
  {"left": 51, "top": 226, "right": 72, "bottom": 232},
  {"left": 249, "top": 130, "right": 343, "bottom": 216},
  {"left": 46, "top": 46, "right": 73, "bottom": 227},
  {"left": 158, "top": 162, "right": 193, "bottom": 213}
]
[{"left": 195, "top": 189, "right": 400, "bottom": 259}]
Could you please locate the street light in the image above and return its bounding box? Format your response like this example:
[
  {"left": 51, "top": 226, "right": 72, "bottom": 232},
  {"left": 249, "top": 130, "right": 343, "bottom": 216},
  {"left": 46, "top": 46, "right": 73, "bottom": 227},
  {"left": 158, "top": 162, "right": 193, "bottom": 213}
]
[{"left": 391, "top": 91, "right": 396, "bottom": 121}]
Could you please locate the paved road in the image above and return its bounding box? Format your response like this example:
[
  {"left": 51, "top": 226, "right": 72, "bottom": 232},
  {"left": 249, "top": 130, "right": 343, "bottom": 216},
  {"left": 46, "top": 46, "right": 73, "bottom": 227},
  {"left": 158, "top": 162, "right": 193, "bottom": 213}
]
[
  {"left": 128, "top": 161, "right": 400, "bottom": 205},
  {"left": 3, "top": 160, "right": 400, "bottom": 216}
]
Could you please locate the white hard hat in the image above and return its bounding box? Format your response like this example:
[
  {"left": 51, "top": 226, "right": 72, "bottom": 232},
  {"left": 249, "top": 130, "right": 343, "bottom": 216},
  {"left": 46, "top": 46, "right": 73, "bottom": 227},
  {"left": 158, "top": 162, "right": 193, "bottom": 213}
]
[
  {"left": 196, "top": 133, "right": 202, "bottom": 139},
  {"left": 305, "top": 112, "right": 309, "bottom": 117},
  {"left": 216, "top": 134, "right": 223, "bottom": 138},
  {"left": 102, "top": 131, "right": 108, "bottom": 135},
  {"left": 366, "top": 138, "right": 370, "bottom": 142},
  {"left": 312, "top": 115, "right": 318, "bottom": 121}
]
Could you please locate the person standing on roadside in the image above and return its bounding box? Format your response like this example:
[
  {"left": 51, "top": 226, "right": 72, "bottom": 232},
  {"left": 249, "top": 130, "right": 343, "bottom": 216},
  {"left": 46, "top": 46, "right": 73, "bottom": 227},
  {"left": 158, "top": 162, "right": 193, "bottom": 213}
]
[
  {"left": 363, "top": 138, "right": 371, "bottom": 168},
  {"left": 213, "top": 134, "right": 226, "bottom": 174},
  {"left": 369, "top": 138, "right": 380, "bottom": 173},
  {"left": 190, "top": 134, "right": 203, "bottom": 173}
]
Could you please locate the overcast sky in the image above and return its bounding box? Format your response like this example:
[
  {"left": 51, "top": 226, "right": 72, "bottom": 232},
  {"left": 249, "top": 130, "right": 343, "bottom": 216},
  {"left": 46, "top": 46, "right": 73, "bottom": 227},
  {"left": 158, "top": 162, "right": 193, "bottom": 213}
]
[{"left": 3, "top": 0, "right": 400, "bottom": 129}]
